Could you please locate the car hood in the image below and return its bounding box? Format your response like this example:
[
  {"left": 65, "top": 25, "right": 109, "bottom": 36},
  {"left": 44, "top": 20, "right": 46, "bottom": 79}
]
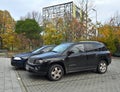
[
  {"left": 14, "top": 52, "right": 33, "bottom": 58},
  {"left": 30, "top": 52, "right": 61, "bottom": 60}
]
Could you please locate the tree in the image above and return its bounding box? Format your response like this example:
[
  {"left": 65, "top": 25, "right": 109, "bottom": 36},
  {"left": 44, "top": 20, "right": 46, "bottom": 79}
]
[
  {"left": 0, "top": 30, "right": 20, "bottom": 51},
  {"left": 109, "top": 12, "right": 120, "bottom": 27},
  {"left": 98, "top": 25, "right": 117, "bottom": 53},
  {"left": 97, "top": 12, "right": 120, "bottom": 54},
  {"left": 43, "top": 21, "right": 64, "bottom": 45},
  {"left": 69, "top": 18, "right": 86, "bottom": 41},
  {"left": 15, "top": 19, "right": 42, "bottom": 49},
  {"left": 20, "top": 11, "right": 42, "bottom": 25},
  {"left": 77, "top": 0, "right": 96, "bottom": 39},
  {"left": 0, "top": 10, "right": 16, "bottom": 50},
  {"left": 0, "top": 10, "right": 15, "bottom": 34}
]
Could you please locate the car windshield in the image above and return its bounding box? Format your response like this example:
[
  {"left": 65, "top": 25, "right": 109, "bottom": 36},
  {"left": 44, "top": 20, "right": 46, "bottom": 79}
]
[
  {"left": 32, "top": 46, "right": 46, "bottom": 54},
  {"left": 52, "top": 43, "right": 73, "bottom": 53}
]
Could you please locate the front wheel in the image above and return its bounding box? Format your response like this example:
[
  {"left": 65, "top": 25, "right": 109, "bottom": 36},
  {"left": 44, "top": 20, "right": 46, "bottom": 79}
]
[
  {"left": 47, "top": 64, "right": 64, "bottom": 81},
  {"left": 97, "top": 60, "right": 107, "bottom": 74}
]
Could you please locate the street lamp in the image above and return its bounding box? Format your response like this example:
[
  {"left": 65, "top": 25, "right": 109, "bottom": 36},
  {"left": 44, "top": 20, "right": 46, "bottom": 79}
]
[
  {"left": 92, "top": 8, "right": 97, "bottom": 25},
  {"left": 92, "top": 9, "right": 98, "bottom": 37}
]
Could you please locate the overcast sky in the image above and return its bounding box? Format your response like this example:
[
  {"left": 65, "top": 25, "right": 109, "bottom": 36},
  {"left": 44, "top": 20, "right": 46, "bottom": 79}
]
[{"left": 0, "top": 0, "right": 119, "bottom": 24}]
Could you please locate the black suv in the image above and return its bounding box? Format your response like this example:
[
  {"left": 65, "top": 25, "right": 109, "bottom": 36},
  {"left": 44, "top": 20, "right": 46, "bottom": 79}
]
[{"left": 26, "top": 41, "right": 111, "bottom": 81}]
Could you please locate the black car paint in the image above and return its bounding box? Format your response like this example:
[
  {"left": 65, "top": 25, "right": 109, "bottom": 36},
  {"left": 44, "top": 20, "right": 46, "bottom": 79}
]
[{"left": 26, "top": 41, "right": 111, "bottom": 75}]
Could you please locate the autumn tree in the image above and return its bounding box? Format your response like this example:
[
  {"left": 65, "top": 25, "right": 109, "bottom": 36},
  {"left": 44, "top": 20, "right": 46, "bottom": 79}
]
[
  {"left": 0, "top": 10, "right": 15, "bottom": 33},
  {"left": 0, "top": 10, "right": 18, "bottom": 50},
  {"left": 98, "top": 25, "right": 118, "bottom": 53},
  {"left": 69, "top": 18, "right": 86, "bottom": 41},
  {"left": 43, "top": 21, "right": 64, "bottom": 45},
  {"left": 43, "top": 17, "right": 87, "bottom": 45},
  {"left": 0, "top": 30, "right": 20, "bottom": 51},
  {"left": 96, "top": 12, "right": 120, "bottom": 54},
  {"left": 109, "top": 12, "right": 120, "bottom": 53}
]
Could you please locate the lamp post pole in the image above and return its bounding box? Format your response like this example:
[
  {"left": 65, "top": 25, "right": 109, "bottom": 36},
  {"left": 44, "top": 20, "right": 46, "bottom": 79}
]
[
  {"left": 92, "top": 9, "right": 97, "bottom": 25},
  {"left": 85, "top": 0, "right": 88, "bottom": 39},
  {"left": 92, "top": 9, "right": 98, "bottom": 37}
]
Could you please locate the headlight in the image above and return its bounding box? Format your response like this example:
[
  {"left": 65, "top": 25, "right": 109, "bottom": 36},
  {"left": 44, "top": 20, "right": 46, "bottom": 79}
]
[
  {"left": 34, "top": 59, "right": 44, "bottom": 64},
  {"left": 14, "top": 57, "right": 22, "bottom": 60}
]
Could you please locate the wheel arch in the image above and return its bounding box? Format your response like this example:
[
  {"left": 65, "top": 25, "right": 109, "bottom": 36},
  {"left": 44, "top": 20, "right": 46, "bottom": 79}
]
[
  {"left": 98, "top": 56, "right": 109, "bottom": 65},
  {"left": 49, "top": 61, "right": 66, "bottom": 74}
]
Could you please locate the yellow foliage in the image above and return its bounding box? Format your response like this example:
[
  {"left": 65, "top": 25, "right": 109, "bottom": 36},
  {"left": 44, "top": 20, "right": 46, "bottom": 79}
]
[
  {"left": 43, "top": 23, "right": 64, "bottom": 45},
  {"left": 0, "top": 30, "right": 20, "bottom": 50},
  {"left": 98, "top": 25, "right": 120, "bottom": 53}
]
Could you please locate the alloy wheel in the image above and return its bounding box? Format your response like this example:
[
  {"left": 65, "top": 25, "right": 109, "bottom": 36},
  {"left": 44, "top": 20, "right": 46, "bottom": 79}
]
[
  {"left": 98, "top": 60, "right": 107, "bottom": 74},
  {"left": 48, "top": 64, "right": 64, "bottom": 81}
]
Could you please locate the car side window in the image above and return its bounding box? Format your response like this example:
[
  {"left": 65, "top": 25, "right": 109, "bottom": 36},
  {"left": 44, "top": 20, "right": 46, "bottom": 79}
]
[
  {"left": 85, "top": 44, "right": 94, "bottom": 52},
  {"left": 85, "top": 43, "right": 103, "bottom": 52},
  {"left": 70, "top": 44, "right": 84, "bottom": 54}
]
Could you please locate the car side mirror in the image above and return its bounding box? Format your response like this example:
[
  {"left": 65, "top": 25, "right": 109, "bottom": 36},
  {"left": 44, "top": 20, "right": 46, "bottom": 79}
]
[{"left": 67, "top": 51, "right": 74, "bottom": 56}]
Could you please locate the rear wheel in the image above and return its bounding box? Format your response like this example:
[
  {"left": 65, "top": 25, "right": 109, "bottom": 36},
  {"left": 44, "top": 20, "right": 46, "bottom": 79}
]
[
  {"left": 47, "top": 64, "right": 64, "bottom": 81},
  {"left": 97, "top": 60, "right": 107, "bottom": 74}
]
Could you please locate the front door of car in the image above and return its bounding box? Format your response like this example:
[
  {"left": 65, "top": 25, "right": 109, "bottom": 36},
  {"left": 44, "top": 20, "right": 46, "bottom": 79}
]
[{"left": 67, "top": 44, "right": 87, "bottom": 72}]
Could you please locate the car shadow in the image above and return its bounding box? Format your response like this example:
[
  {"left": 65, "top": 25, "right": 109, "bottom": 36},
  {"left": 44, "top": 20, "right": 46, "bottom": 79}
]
[
  {"left": 11, "top": 66, "right": 98, "bottom": 83},
  {"left": 26, "top": 70, "right": 96, "bottom": 82}
]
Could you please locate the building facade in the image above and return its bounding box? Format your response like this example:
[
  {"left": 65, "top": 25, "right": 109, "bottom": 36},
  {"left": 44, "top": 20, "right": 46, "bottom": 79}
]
[{"left": 42, "top": 1, "right": 81, "bottom": 21}]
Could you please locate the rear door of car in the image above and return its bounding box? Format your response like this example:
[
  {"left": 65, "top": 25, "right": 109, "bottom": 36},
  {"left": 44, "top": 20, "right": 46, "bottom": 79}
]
[{"left": 84, "top": 43, "right": 98, "bottom": 69}]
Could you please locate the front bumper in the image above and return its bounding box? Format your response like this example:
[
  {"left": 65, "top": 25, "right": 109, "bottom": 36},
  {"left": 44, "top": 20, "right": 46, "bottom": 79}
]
[
  {"left": 26, "top": 63, "right": 48, "bottom": 75},
  {"left": 11, "top": 58, "right": 26, "bottom": 68}
]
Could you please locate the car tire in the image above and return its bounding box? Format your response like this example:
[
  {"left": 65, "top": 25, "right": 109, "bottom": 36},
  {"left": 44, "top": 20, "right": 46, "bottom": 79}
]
[
  {"left": 97, "top": 60, "right": 107, "bottom": 74},
  {"left": 47, "top": 64, "right": 64, "bottom": 81}
]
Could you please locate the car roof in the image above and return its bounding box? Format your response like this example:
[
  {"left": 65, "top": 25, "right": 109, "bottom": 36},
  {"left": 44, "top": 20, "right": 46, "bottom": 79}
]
[
  {"left": 79, "top": 41, "right": 103, "bottom": 44},
  {"left": 61, "top": 41, "right": 104, "bottom": 45}
]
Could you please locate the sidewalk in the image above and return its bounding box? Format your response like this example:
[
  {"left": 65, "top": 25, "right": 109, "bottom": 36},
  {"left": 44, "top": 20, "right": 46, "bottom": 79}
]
[{"left": 0, "top": 58, "right": 23, "bottom": 92}]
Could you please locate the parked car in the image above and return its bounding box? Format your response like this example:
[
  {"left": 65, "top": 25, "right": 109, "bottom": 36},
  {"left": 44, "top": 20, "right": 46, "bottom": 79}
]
[
  {"left": 11, "top": 45, "right": 55, "bottom": 69},
  {"left": 26, "top": 41, "right": 111, "bottom": 81}
]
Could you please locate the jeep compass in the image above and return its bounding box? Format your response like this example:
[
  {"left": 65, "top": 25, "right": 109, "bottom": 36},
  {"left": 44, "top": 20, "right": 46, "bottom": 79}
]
[{"left": 26, "top": 41, "right": 111, "bottom": 81}]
